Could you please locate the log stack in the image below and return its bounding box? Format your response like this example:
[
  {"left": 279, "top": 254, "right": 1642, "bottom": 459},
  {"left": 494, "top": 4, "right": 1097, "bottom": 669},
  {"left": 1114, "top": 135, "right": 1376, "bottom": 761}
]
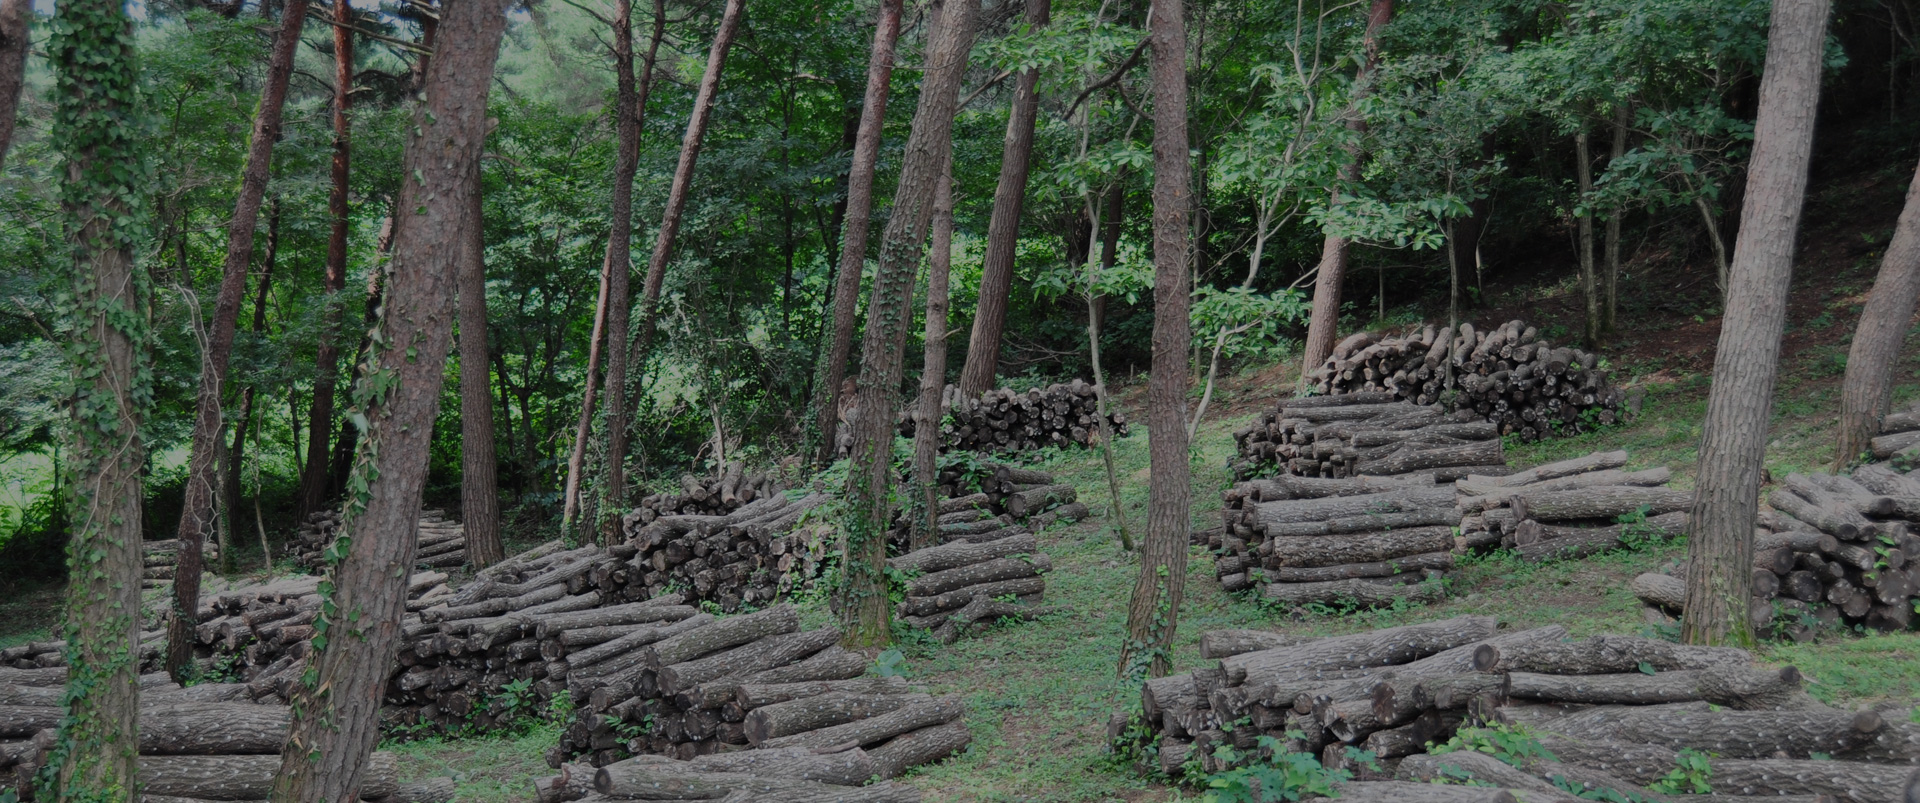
[
  {"left": 891, "top": 521, "right": 1064, "bottom": 644},
  {"left": 1456, "top": 450, "right": 1690, "bottom": 563},
  {"left": 288, "top": 508, "right": 467, "bottom": 572},
  {"left": 621, "top": 491, "right": 835, "bottom": 612},
  {"left": 1633, "top": 464, "right": 1920, "bottom": 638},
  {"left": 534, "top": 751, "right": 930, "bottom": 803},
  {"left": 140, "top": 538, "right": 221, "bottom": 587},
  {"left": 1303, "top": 321, "right": 1631, "bottom": 442},
  {"left": 630, "top": 461, "right": 786, "bottom": 525},
  {"left": 1229, "top": 393, "right": 1508, "bottom": 481},
  {"left": 900, "top": 380, "right": 1128, "bottom": 455},
  {"left": 0, "top": 689, "right": 452, "bottom": 802},
  {"left": 1112, "top": 617, "right": 1920, "bottom": 801},
  {"left": 920, "top": 464, "right": 1088, "bottom": 528},
  {"left": 550, "top": 603, "right": 972, "bottom": 779}
]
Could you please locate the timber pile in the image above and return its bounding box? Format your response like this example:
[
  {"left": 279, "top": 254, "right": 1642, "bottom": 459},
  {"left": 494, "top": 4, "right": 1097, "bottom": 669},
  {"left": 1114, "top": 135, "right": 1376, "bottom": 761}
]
[
  {"left": 0, "top": 692, "right": 450, "bottom": 802},
  {"left": 1634, "top": 465, "right": 1920, "bottom": 638},
  {"left": 550, "top": 603, "right": 972, "bottom": 778},
  {"left": 920, "top": 463, "right": 1087, "bottom": 527},
  {"left": 1112, "top": 617, "right": 1920, "bottom": 802},
  {"left": 1456, "top": 450, "right": 1690, "bottom": 563},
  {"left": 141, "top": 538, "right": 221, "bottom": 587},
  {"left": 1303, "top": 321, "right": 1631, "bottom": 441},
  {"left": 891, "top": 518, "right": 1063, "bottom": 644},
  {"left": 288, "top": 508, "right": 467, "bottom": 572},
  {"left": 899, "top": 380, "right": 1128, "bottom": 454},
  {"left": 534, "top": 752, "right": 928, "bottom": 803},
  {"left": 1871, "top": 399, "right": 1920, "bottom": 468},
  {"left": 1, "top": 631, "right": 167, "bottom": 672},
  {"left": 621, "top": 491, "right": 834, "bottom": 612},
  {"left": 630, "top": 461, "right": 786, "bottom": 524},
  {"left": 1229, "top": 393, "right": 1508, "bottom": 481}
]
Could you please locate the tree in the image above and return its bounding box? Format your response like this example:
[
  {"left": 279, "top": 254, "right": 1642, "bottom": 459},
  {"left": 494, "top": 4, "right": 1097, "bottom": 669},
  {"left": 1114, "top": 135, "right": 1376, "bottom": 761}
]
[
  {"left": 559, "top": 0, "right": 666, "bottom": 538},
  {"left": 1681, "top": 0, "right": 1830, "bottom": 647},
  {"left": 48, "top": 0, "right": 151, "bottom": 791},
  {"left": 1298, "top": 0, "right": 1393, "bottom": 383},
  {"left": 604, "top": 0, "right": 745, "bottom": 538},
  {"left": 840, "top": 0, "right": 977, "bottom": 647},
  {"left": 1836, "top": 160, "right": 1920, "bottom": 468},
  {"left": 0, "top": 0, "right": 27, "bottom": 167},
  {"left": 459, "top": 161, "right": 504, "bottom": 568},
  {"left": 1117, "top": 0, "right": 1190, "bottom": 680},
  {"left": 296, "top": 0, "right": 357, "bottom": 523},
  {"left": 225, "top": 204, "right": 280, "bottom": 570},
  {"left": 908, "top": 163, "right": 954, "bottom": 551},
  {"left": 811, "top": 0, "right": 904, "bottom": 466},
  {"left": 270, "top": 0, "right": 511, "bottom": 794},
  {"left": 956, "top": 0, "right": 1050, "bottom": 398},
  {"left": 167, "top": 0, "right": 309, "bottom": 684}
]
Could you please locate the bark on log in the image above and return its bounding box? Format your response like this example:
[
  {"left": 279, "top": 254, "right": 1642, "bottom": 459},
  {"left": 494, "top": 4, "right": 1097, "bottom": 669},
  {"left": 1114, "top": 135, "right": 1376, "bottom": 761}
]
[
  {"left": 1223, "top": 616, "right": 1497, "bottom": 686},
  {"left": 1487, "top": 451, "right": 1628, "bottom": 486},
  {"left": 592, "top": 759, "right": 918, "bottom": 801},
  {"left": 1261, "top": 578, "right": 1445, "bottom": 608},
  {"left": 1261, "top": 552, "right": 1453, "bottom": 583},
  {"left": 734, "top": 677, "right": 913, "bottom": 710},
  {"left": 657, "top": 628, "right": 841, "bottom": 696},
  {"left": 1520, "top": 487, "right": 1692, "bottom": 521},
  {"left": 1548, "top": 705, "right": 1883, "bottom": 759},
  {"left": 743, "top": 692, "right": 933, "bottom": 745},
  {"left": 759, "top": 696, "right": 965, "bottom": 750},
  {"left": 1246, "top": 487, "right": 1456, "bottom": 529},
  {"left": 640, "top": 605, "right": 799, "bottom": 668},
  {"left": 1476, "top": 635, "right": 1750, "bottom": 674},
  {"left": 141, "top": 752, "right": 397, "bottom": 800},
  {"left": 1197, "top": 630, "right": 1312, "bottom": 660},
  {"left": 867, "top": 720, "right": 970, "bottom": 779},
  {"left": 1630, "top": 573, "right": 1688, "bottom": 612},
  {"left": 684, "top": 746, "right": 878, "bottom": 786},
  {"left": 1262, "top": 528, "right": 1455, "bottom": 568},
  {"left": 889, "top": 533, "right": 1037, "bottom": 575},
  {"left": 904, "top": 554, "right": 1049, "bottom": 597},
  {"left": 1355, "top": 439, "right": 1505, "bottom": 476},
  {"left": 1330, "top": 781, "right": 1514, "bottom": 803},
  {"left": 742, "top": 646, "right": 870, "bottom": 685},
  {"left": 896, "top": 577, "right": 1045, "bottom": 617}
]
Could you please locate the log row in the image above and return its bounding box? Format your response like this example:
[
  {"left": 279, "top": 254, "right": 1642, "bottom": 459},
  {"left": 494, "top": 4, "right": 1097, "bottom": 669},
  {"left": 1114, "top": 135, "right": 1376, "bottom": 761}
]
[
  {"left": 628, "top": 461, "right": 787, "bottom": 525},
  {"left": 890, "top": 520, "right": 1061, "bottom": 643},
  {"left": 898, "top": 380, "right": 1129, "bottom": 455},
  {"left": 1455, "top": 449, "right": 1692, "bottom": 562},
  {"left": 1229, "top": 392, "right": 1509, "bottom": 480},
  {"left": 621, "top": 491, "right": 834, "bottom": 612},
  {"left": 287, "top": 508, "right": 466, "bottom": 573},
  {"left": 1303, "top": 320, "right": 1633, "bottom": 443},
  {"left": 919, "top": 463, "right": 1086, "bottom": 527},
  {"left": 1112, "top": 617, "right": 1920, "bottom": 801},
  {"left": 549, "top": 603, "right": 971, "bottom": 781},
  {"left": 139, "top": 538, "right": 221, "bottom": 587}
]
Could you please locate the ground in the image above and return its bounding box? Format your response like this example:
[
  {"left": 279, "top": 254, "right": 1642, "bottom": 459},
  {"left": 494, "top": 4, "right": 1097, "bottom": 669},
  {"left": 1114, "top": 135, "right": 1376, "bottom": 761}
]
[{"left": 9, "top": 162, "right": 1920, "bottom": 802}]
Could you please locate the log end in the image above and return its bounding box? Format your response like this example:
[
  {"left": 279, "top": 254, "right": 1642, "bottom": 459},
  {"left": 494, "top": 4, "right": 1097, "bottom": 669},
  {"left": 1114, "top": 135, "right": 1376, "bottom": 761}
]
[{"left": 1471, "top": 643, "right": 1499, "bottom": 673}]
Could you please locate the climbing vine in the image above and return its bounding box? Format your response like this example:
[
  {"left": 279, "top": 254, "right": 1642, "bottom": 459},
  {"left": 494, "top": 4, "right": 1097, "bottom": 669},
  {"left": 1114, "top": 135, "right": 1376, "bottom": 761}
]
[{"left": 41, "top": 0, "right": 156, "bottom": 799}]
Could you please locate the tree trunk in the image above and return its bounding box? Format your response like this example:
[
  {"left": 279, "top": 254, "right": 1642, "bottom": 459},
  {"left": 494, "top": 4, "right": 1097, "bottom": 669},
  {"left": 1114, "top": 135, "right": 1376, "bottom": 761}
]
[
  {"left": 296, "top": 0, "right": 354, "bottom": 522},
  {"left": 270, "top": 0, "right": 510, "bottom": 795},
  {"left": 1604, "top": 103, "right": 1628, "bottom": 333},
  {"left": 1118, "top": 0, "right": 1192, "bottom": 681},
  {"left": 608, "top": 0, "right": 744, "bottom": 538},
  {"left": 1682, "top": 0, "right": 1829, "bottom": 647},
  {"left": 459, "top": 161, "right": 504, "bottom": 568},
  {"left": 225, "top": 205, "right": 279, "bottom": 572},
  {"left": 909, "top": 163, "right": 955, "bottom": 551},
  {"left": 1575, "top": 127, "right": 1599, "bottom": 346},
  {"left": 1835, "top": 159, "right": 1920, "bottom": 468},
  {"left": 1298, "top": 0, "right": 1394, "bottom": 382},
  {"left": 839, "top": 0, "right": 977, "bottom": 648},
  {"left": 811, "top": 0, "right": 903, "bottom": 466},
  {"left": 167, "top": 0, "right": 309, "bottom": 684},
  {"left": 956, "top": 0, "right": 1050, "bottom": 398},
  {"left": 1087, "top": 181, "right": 1133, "bottom": 550},
  {"left": 0, "top": 0, "right": 27, "bottom": 167},
  {"left": 560, "top": 0, "right": 664, "bottom": 537},
  {"left": 50, "top": 0, "right": 149, "bottom": 792}
]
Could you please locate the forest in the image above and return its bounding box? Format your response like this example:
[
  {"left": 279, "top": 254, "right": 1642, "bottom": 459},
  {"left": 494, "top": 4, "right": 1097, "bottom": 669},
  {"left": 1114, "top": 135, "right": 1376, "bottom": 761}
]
[{"left": 7, "top": 0, "right": 1920, "bottom": 798}]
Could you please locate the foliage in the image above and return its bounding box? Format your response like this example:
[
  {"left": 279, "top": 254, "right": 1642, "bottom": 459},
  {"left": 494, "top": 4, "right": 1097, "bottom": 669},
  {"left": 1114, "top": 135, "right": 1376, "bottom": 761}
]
[{"left": 1196, "top": 735, "right": 1356, "bottom": 802}]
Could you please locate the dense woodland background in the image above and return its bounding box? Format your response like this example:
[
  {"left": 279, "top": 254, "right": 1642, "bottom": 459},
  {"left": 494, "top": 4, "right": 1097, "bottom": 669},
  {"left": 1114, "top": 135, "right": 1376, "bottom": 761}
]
[{"left": 0, "top": 0, "right": 1916, "bottom": 583}]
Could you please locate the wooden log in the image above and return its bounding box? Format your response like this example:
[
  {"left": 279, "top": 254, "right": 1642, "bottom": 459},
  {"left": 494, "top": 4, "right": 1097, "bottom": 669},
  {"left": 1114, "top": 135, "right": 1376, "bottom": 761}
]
[
  {"left": 1261, "top": 578, "right": 1445, "bottom": 608},
  {"left": 888, "top": 534, "right": 1038, "bottom": 575},
  {"left": 741, "top": 646, "right": 869, "bottom": 685},
  {"left": 1394, "top": 751, "right": 1570, "bottom": 797},
  {"left": 140, "top": 751, "right": 397, "bottom": 800},
  {"left": 866, "top": 720, "right": 970, "bottom": 779},
  {"left": 1261, "top": 507, "right": 1458, "bottom": 538},
  {"left": 1244, "top": 487, "right": 1457, "bottom": 529},
  {"left": 1029, "top": 502, "right": 1088, "bottom": 531},
  {"left": 903, "top": 554, "right": 1049, "bottom": 597},
  {"left": 564, "top": 614, "right": 715, "bottom": 672},
  {"left": 657, "top": 628, "right": 842, "bottom": 696},
  {"left": 684, "top": 746, "right": 879, "bottom": 786},
  {"left": 639, "top": 605, "right": 799, "bottom": 668},
  {"left": 592, "top": 759, "right": 918, "bottom": 801},
  {"left": 1519, "top": 487, "right": 1691, "bottom": 521},
  {"left": 531, "top": 601, "right": 694, "bottom": 637},
  {"left": 1508, "top": 671, "right": 1705, "bottom": 705},
  {"left": 744, "top": 692, "right": 934, "bottom": 745},
  {"left": 1476, "top": 635, "right": 1749, "bottom": 674},
  {"left": 897, "top": 577, "right": 1046, "bottom": 617},
  {"left": 134, "top": 703, "right": 289, "bottom": 755},
  {"left": 1261, "top": 552, "right": 1453, "bottom": 583},
  {"left": 1223, "top": 616, "right": 1498, "bottom": 687},
  {"left": 1197, "top": 630, "right": 1312, "bottom": 660},
  {"left": 1261, "top": 528, "right": 1455, "bottom": 568},
  {"left": 1547, "top": 705, "right": 1884, "bottom": 759},
  {"left": 1355, "top": 439, "right": 1504, "bottom": 476},
  {"left": 733, "top": 677, "right": 913, "bottom": 710},
  {"left": 1004, "top": 484, "right": 1075, "bottom": 518},
  {"left": 1330, "top": 781, "right": 1513, "bottom": 803},
  {"left": 1629, "top": 573, "right": 1687, "bottom": 612},
  {"left": 759, "top": 696, "right": 965, "bottom": 750}
]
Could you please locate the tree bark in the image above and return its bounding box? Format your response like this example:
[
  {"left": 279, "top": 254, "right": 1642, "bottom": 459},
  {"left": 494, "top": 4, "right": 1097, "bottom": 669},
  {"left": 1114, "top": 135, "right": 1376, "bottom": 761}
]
[
  {"left": 1575, "top": 127, "right": 1599, "bottom": 346},
  {"left": 956, "top": 0, "right": 1050, "bottom": 397},
  {"left": 458, "top": 161, "right": 504, "bottom": 568},
  {"left": 50, "top": 0, "right": 149, "bottom": 791},
  {"left": 1298, "top": 0, "right": 1394, "bottom": 381},
  {"left": 1118, "top": 0, "right": 1192, "bottom": 681},
  {"left": 607, "top": 0, "right": 746, "bottom": 535},
  {"left": 838, "top": 0, "right": 977, "bottom": 648},
  {"left": 1682, "top": 0, "right": 1830, "bottom": 647},
  {"left": 596, "top": 0, "right": 681, "bottom": 541},
  {"left": 0, "top": 0, "right": 27, "bottom": 167},
  {"left": 1604, "top": 103, "right": 1628, "bottom": 333},
  {"left": 743, "top": 692, "right": 932, "bottom": 744},
  {"left": 909, "top": 163, "right": 955, "bottom": 550},
  {"left": 225, "top": 206, "right": 279, "bottom": 572},
  {"left": 168, "top": 0, "right": 310, "bottom": 684},
  {"left": 270, "top": 0, "right": 509, "bottom": 795},
  {"left": 812, "top": 0, "right": 904, "bottom": 466},
  {"left": 296, "top": 0, "right": 355, "bottom": 521},
  {"left": 1836, "top": 159, "right": 1920, "bottom": 468}
]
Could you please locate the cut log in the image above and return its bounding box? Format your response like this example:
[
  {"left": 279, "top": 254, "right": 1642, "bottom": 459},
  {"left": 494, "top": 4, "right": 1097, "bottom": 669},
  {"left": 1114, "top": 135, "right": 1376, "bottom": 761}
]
[
  {"left": 1629, "top": 573, "right": 1687, "bottom": 612},
  {"left": 1547, "top": 705, "right": 1884, "bottom": 759},
  {"left": 1197, "top": 630, "right": 1312, "bottom": 660},
  {"left": 903, "top": 554, "right": 1050, "bottom": 597},
  {"left": 1261, "top": 528, "right": 1455, "bottom": 568},
  {"left": 1260, "top": 552, "right": 1453, "bottom": 583},
  {"left": 888, "top": 533, "right": 1038, "bottom": 575},
  {"left": 656, "top": 628, "right": 842, "bottom": 696},
  {"left": 743, "top": 692, "right": 933, "bottom": 745},
  {"left": 1476, "top": 635, "right": 1750, "bottom": 675},
  {"left": 684, "top": 746, "right": 878, "bottom": 786},
  {"left": 733, "top": 677, "right": 914, "bottom": 710},
  {"left": 896, "top": 577, "right": 1046, "bottom": 618},
  {"left": 140, "top": 751, "right": 397, "bottom": 800},
  {"left": 1223, "top": 616, "right": 1498, "bottom": 686},
  {"left": 639, "top": 605, "right": 799, "bottom": 668},
  {"left": 759, "top": 696, "right": 965, "bottom": 750},
  {"left": 1261, "top": 579, "right": 1445, "bottom": 608},
  {"left": 867, "top": 720, "right": 971, "bottom": 779}
]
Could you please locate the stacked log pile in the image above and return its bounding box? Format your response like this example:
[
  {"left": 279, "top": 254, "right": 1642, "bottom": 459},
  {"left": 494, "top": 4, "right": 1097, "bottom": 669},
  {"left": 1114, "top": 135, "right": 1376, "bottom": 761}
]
[
  {"left": 891, "top": 521, "right": 1064, "bottom": 643},
  {"left": 1, "top": 629, "right": 166, "bottom": 672},
  {"left": 629, "top": 461, "right": 785, "bottom": 524},
  {"left": 1869, "top": 399, "right": 1920, "bottom": 467},
  {"left": 1229, "top": 393, "right": 1508, "bottom": 480},
  {"left": 900, "top": 380, "right": 1128, "bottom": 454},
  {"left": 621, "top": 491, "right": 834, "bottom": 612},
  {"left": 1303, "top": 321, "right": 1631, "bottom": 441},
  {"left": 550, "top": 603, "right": 972, "bottom": 777},
  {"left": 534, "top": 751, "right": 930, "bottom": 803},
  {"left": 921, "top": 464, "right": 1088, "bottom": 528},
  {"left": 289, "top": 508, "right": 466, "bottom": 572},
  {"left": 1456, "top": 450, "right": 1690, "bottom": 563},
  {"left": 1112, "top": 617, "right": 1920, "bottom": 801},
  {"left": 1634, "top": 464, "right": 1920, "bottom": 638},
  {"left": 140, "top": 538, "right": 220, "bottom": 587}
]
